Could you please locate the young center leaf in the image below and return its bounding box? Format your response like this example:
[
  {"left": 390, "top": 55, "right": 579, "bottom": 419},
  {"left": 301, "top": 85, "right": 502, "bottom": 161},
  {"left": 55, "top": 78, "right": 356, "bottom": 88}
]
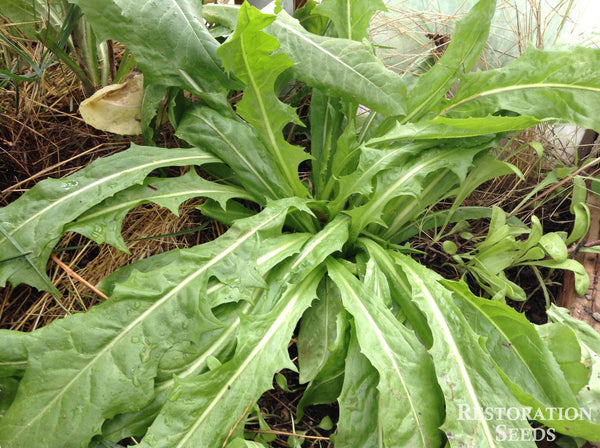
[
  {"left": 330, "top": 141, "right": 432, "bottom": 215},
  {"left": 217, "top": 3, "right": 309, "bottom": 198},
  {"left": 346, "top": 140, "right": 492, "bottom": 239},
  {"left": 308, "top": 89, "right": 344, "bottom": 198}
]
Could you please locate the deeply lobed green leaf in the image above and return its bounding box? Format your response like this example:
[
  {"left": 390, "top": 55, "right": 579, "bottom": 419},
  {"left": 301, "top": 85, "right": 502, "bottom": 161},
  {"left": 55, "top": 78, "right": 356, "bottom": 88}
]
[
  {"left": 0, "top": 145, "right": 219, "bottom": 293},
  {"left": 67, "top": 170, "right": 252, "bottom": 252},
  {"left": 217, "top": 3, "right": 310, "bottom": 198}
]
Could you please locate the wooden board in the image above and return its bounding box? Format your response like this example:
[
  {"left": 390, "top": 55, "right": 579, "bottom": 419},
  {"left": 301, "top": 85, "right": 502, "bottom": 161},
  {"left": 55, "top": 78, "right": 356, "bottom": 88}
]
[{"left": 559, "top": 190, "right": 600, "bottom": 331}]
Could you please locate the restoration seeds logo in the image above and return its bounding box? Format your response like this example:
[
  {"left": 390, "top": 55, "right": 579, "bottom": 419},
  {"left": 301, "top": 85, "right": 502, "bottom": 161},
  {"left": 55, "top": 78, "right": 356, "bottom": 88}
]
[{"left": 457, "top": 404, "right": 593, "bottom": 442}]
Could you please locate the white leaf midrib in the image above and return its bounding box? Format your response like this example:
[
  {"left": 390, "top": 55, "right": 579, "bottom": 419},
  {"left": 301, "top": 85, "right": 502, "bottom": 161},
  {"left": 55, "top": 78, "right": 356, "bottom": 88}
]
[
  {"left": 403, "top": 264, "right": 497, "bottom": 446},
  {"left": 333, "top": 264, "right": 428, "bottom": 447},
  {"left": 175, "top": 271, "right": 319, "bottom": 448}
]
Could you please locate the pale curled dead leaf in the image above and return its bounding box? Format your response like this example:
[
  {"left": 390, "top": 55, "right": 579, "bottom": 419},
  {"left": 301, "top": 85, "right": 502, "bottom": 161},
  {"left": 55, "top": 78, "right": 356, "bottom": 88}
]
[{"left": 80, "top": 74, "right": 144, "bottom": 135}]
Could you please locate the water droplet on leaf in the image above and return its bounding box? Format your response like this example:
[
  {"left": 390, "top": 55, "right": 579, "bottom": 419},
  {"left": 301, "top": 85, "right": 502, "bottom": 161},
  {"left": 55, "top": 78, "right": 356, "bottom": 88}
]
[
  {"left": 61, "top": 180, "right": 79, "bottom": 190},
  {"left": 89, "top": 224, "right": 104, "bottom": 240}
]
